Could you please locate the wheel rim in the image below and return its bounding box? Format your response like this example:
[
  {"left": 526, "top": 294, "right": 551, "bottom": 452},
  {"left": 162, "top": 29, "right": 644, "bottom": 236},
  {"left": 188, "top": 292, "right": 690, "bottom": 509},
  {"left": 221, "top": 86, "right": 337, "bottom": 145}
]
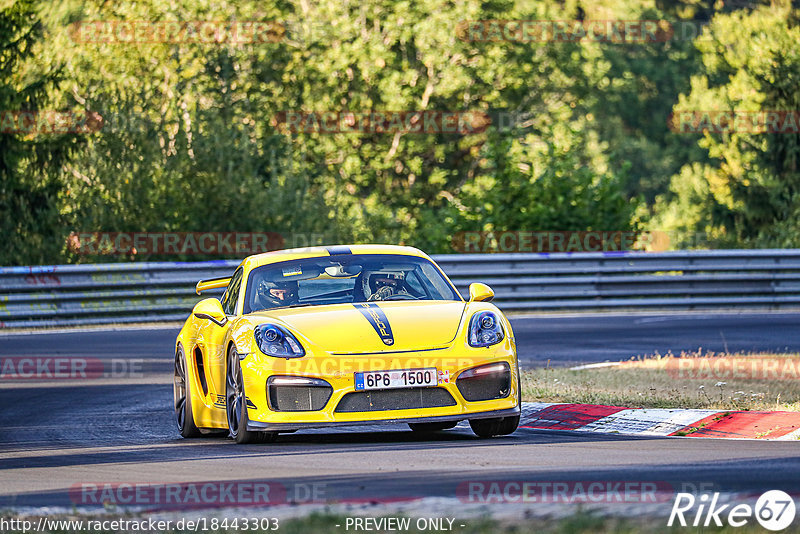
[
  {"left": 173, "top": 350, "right": 187, "bottom": 430},
  {"left": 226, "top": 350, "right": 243, "bottom": 435}
]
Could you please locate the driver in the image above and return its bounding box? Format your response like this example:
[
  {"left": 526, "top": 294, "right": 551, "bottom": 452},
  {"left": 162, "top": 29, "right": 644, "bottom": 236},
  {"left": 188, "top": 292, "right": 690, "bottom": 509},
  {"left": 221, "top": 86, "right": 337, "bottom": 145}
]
[
  {"left": 366, "top": 272, "right": 409, "bottom": 301},
  {"left": 255, "top": 280, "right": 299, "bottom": 309}
]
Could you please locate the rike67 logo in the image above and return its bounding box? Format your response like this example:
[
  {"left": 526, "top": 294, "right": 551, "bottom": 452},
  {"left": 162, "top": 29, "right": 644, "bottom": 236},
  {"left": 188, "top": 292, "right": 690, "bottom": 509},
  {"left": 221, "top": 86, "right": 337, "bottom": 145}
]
[{"left": 669, "top": 490, "right": 796, "bottom": 531}]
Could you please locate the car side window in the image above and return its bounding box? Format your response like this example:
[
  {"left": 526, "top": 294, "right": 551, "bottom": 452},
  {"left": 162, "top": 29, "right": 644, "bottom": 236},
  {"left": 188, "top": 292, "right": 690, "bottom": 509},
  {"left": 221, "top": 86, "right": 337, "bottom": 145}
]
[{"left": 221, "top": 268, "right": 243, "bottom": 316}]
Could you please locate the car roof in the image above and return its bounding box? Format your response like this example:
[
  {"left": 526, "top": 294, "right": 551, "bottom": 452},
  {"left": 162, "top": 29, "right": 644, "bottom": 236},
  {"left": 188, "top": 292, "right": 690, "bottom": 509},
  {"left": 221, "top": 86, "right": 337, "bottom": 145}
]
[{"left": 242, "top": 244, "right": 430, "bottom": 270}]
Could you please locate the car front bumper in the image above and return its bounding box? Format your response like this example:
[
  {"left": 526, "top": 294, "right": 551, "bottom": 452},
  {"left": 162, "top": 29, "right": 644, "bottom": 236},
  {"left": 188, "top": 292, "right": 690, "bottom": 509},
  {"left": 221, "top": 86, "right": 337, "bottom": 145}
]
[
  {"left": 246, "top": 406, "right": 521, "bottom": 432},
  {"left": 239, "top": 341, "right": 520, "bottom": 431}
]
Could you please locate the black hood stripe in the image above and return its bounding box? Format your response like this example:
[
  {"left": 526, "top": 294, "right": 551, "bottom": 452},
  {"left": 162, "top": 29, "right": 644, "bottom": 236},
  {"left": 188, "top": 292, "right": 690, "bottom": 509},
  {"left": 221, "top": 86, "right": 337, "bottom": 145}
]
[{"left": 354, "top": 303, "right": 394, "bottom": 346}]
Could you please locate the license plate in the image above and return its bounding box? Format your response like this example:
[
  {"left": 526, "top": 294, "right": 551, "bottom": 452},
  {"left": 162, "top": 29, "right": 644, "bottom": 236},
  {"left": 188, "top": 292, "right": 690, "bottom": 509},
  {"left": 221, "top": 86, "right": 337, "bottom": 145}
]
[{"left": 354, "top": 368, "right": 438, "bottom": 391}]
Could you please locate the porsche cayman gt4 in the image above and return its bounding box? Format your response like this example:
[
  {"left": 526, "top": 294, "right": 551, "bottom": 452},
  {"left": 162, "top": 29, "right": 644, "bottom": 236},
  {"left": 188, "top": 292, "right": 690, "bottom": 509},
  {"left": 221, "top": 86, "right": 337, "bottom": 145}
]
[{"left": 174, "top": 244, "right": 520, "bottom": 443}]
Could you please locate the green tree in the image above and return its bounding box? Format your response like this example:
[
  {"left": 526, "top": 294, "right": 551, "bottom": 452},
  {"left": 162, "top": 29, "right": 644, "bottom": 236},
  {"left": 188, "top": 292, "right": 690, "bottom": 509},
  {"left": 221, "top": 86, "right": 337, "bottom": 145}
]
[
  {"left": 652, "top": 3, "right": 800, "bottom": 248},
  {"left": 8, "top": 0, "right": 700, "bottom": 263},
  {"left": 0, "top": 0, "right": 73, "bottom": 265}
]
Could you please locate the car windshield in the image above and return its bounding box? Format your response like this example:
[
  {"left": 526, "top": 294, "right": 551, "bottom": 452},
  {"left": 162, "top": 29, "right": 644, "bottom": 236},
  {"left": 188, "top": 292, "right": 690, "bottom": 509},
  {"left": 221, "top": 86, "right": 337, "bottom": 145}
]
[{"left": 243, "top": 254, "right": 462, "bottom": 313}]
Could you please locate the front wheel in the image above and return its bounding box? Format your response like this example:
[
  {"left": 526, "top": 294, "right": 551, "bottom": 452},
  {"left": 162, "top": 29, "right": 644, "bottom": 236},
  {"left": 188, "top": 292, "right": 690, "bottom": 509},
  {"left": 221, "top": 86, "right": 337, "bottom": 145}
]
[
  {"left": 469, "top": 415, "right": 520, "bottom": 438},
  {"left": 174, "top": 346, "right": 201, "bottom": 438},
  {"left": 226, "top": 346, "right": 277, "bottom": 444}
]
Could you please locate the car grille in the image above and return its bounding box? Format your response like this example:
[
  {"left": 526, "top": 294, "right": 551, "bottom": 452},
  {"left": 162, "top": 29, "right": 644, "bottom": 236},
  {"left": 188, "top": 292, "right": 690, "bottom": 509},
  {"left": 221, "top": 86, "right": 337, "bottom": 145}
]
[{"left": 335, "top": 387, "right": 457, "bottom": 413}]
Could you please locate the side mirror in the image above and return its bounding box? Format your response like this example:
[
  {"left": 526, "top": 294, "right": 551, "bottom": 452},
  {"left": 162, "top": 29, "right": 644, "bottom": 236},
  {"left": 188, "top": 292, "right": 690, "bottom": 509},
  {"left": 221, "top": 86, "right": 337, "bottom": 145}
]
[
  {"left": 193, "top": 298, "right": 227, "bottom": 326},
  {"left": 468, "top": 282, "right": 494, "bottom": 302}
]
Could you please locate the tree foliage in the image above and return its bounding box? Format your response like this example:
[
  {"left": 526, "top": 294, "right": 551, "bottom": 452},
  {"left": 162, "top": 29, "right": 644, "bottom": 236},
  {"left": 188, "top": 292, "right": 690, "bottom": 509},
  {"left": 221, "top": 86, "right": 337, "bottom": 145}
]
[
  {"left": 0, "top": 0, "right": 74, "bottom": 265},
  {"left": 3, "top": 0, "right": 798, "bottom": 264},
  {"left": 653, "top": 3, "right": 800, "bottom": 247}
]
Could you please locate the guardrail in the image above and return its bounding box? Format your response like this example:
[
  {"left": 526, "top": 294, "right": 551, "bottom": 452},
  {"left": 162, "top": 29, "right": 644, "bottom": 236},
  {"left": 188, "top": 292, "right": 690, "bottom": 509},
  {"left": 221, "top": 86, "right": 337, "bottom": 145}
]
[{"left": 2, "top": 249, "right": 800, "bottom": 328}]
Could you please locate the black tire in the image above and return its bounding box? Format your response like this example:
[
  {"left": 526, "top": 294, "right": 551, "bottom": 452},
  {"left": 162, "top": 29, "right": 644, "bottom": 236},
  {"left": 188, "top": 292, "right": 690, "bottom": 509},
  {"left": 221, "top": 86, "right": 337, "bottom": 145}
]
[
  {"left": 174, "top": 346, "right": 202, "bottom": 438},
  {"left": 408, "top": 422, "right": 458, "bottom": 432},
  {"left": 469, "top": 415, "right": 520, "bottom": 438},
  {"left": 226, "top": 346, "right": 277, "bottom": 444}
]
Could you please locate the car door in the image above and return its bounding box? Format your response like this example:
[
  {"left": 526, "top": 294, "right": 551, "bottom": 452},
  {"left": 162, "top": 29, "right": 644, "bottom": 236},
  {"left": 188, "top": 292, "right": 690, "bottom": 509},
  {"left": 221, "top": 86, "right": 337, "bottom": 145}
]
[{"left": 197, "top": 267, "right": 243, "bottom": 406}]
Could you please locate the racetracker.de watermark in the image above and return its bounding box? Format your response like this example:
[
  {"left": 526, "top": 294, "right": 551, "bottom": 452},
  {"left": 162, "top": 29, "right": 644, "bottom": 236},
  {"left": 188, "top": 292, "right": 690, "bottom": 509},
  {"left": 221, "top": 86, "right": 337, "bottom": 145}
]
[
  {"left": 456, "top": 20, "right": 708, "bottom": 43},
  {"left": 272, "top": 111, "right": 491, "bottom": 135},
  {"left": 70, "top": 481, "right": 325, "bottom": 510},
  {"left": 0, "top": 111, "right": 103, "bottom": 135},
  {"left": 669, "top": 111, "right": 800, "bottom": 134},
  {"left": 451, "top": 231, "right": 670, "bottom": 253},
  {"left": 68, "top": 21, "right": 285, "bottom": 44},
  {"left": 269, "top": 357, "right": 478, "bottom": 379},
  {"left": 457, "top": 480, "right": 675, "bottom": 503},
  {"left": 68, "top": 232, "right": 285, "bottom": 256},
  {"left": 665, "top": 357, "right": 800, "bottom": 380},
  {"left": 0, "top": 357, "right": 144, "bottom": 380}
]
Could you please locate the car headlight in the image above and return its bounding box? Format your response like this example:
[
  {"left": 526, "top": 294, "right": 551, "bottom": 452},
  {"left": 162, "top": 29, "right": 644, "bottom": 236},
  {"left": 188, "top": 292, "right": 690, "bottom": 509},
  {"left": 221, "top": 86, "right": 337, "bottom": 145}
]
[
  {"left": 468, "top": 311, "right": 504, "bottom": 347},
  {"left": 254, "top": 324, "right": 305, "bottom": 358}
]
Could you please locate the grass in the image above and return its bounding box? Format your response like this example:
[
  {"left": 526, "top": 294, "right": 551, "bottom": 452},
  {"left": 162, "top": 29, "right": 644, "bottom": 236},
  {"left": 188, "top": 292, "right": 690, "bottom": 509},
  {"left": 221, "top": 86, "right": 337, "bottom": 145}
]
[{"left": 521, "top": 351, "right": 800, "bottom": 411}]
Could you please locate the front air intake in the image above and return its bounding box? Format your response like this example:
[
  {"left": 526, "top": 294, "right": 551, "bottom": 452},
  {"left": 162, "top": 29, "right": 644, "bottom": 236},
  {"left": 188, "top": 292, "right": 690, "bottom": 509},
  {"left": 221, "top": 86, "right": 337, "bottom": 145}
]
[
  {"left": 456, "top": 362, "right": 511, "bottom": 402},
  {"left": 267, "top": 376, "right": 332, "bottom": 412}
]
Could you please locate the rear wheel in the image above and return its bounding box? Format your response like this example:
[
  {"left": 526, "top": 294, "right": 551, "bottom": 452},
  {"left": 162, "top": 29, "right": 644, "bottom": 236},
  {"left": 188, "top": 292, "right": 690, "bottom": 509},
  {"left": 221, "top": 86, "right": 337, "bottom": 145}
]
[
  {"left": 469, "top": 415, "right": 520, "bottom": 438},
  {"left": 408, "top": 422, "right": 458, "bottom": 432},
  {"left": 174, "top": 346, "right": 201, "bottom": 438},
  {"left": 226, "top": 346, "right": 277, "bottom": 444}
]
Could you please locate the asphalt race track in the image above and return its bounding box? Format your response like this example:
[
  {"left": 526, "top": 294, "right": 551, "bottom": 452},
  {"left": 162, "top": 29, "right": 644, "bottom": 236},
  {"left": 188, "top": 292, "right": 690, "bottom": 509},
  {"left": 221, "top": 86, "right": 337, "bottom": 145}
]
[{"left": 1, "top": 312, "right": 799, "bottom": 517}]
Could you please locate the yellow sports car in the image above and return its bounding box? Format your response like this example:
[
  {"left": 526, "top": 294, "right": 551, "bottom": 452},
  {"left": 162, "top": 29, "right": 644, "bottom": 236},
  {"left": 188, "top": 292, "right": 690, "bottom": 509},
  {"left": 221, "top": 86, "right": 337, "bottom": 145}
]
[{"left": 174, "top": 244, "right": 520, "bottom": 443}]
